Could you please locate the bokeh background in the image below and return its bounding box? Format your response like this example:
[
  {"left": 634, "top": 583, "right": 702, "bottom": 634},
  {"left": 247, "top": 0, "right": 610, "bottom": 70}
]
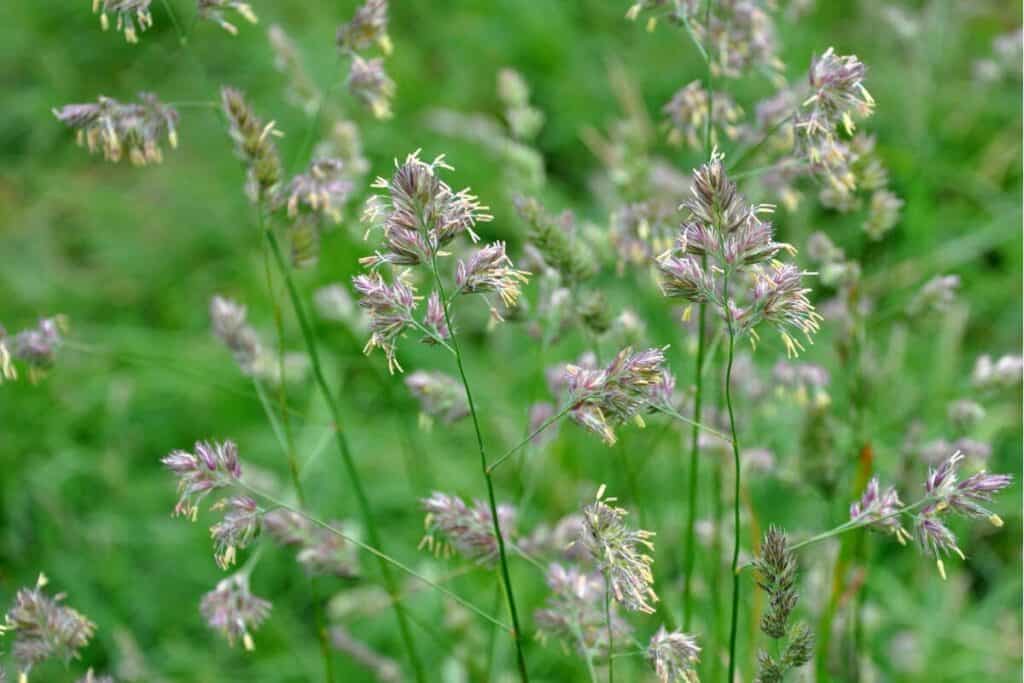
[{"left": 1, "top": 1, "right": 1021, "bottom": 681}]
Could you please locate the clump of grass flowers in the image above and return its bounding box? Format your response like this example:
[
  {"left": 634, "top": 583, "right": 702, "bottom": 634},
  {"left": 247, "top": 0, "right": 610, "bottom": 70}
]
[
  {"left": 53, "top": 93, "right": 178, "bottom": 165},
  {"left": 1, "top": 574, "right": 96, "bottom": 681},
  {"left": 753, "top": 527, "right": 814, "bottom": 682}
]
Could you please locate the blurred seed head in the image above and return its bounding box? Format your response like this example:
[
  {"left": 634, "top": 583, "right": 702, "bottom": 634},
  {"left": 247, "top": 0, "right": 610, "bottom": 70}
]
[
  {"left": 405, "top": 370, "right": 469, "bottom": 426},
  {"left": 420, "top": 492, "right": 516, "bottom": 566},
  {"left": 946, "top": 399, "right": 985, "bottom": 432},
  {"left": 92, "top": 0, "right": 153, "bottom": 43},
  {"left": 663, "top": 80, "right": 743, "bottom": 150},
  {"left": 268, "top": 25, "right": 322, "bottom": 115},
  {"left": 54, "top": 93, "right": 178, "bottom": 165},
  {"left": 2, "top": 574, "right": 96, "bottom": 677},
  {"left": 221, "top": 87, "right": 283, "bottom": 205},
  {"left": 264, "top": 510, "right": 360, "bottom": 577},
  {"left": 198, "top": 0, "right": 258, "bottom": 35},
  {"left": 580, "top": 485, "right": 658, "bottom": 613},
  {"left": 286, "top": 158, "right": 354, "bottom": 224},
  {"left": 348, "top": 56, "right": 395, "bottom": 120},
  {"left": 534, "top": 563, "right": 633, "bottom": 656},
  {"left": 971, "top": 353, "right": 1023, "bottom": 390},
  {"left": 337, "top": 0, "right": 392, "bottom": 55},
  {"left": 862, "top": 189, "right": 903, "bottom": 240},
  {"left": 209, "top": 295, "right": 264, "bottom": 375},
  {"left": 515, "top": 197, "right": 596, "bottom": 284},
  {"left": 199, "top": 573, "right": 271, "bottom": 650},
  {"left": 907, "top": 275, "right": 960, "bottom": 317}
]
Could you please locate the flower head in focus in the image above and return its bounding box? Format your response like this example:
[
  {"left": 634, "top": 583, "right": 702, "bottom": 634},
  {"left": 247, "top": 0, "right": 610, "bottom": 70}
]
[
  {"left": 92, "top": 0, "right": 153, "bottom": 43},
  {"left": 420, "top": 492, "right": 516, "bottom": 566},
  {"left": 161, "top": 440, "right": 243, "bottom": 520},
  {"left": 647, "top": 626, "right": 701, "bottom": 683}
]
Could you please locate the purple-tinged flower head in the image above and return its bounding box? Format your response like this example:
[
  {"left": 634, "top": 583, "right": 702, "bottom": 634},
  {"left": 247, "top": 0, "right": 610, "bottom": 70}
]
[
  {"left": 285, "top": 158, "right": 354, "bottom": 223},
  {"left": 673, "top": 0, "right": 782, "bottom": 81},
  {"left": 913, "top": 515, "right": 962, "bottom": 579},
  {"left": 362, "top": 151, "right": 492, "bottom": 264},
  {"left": 347, "top": 56, "right": 395, "bottom": 120},
  {"left": 420, "top": 492, "right": 516, "bottom": 566},
  {"left": 199, "top": 573, "right": 271, "bottom": 650},
  {"left": 722, "top": 213, "right": 794, "bottom": 267},
  {"left": 972, "top": 353, "right": 1023, "bottom": 390},
  {"left": 566, "top": 346, "right": 669, "bottom": 445},
  {"left": 647, "top": 626, "right": 701, "bottom": 683},
  {"left": 773, "top": 360, "right": 830, "bottom": 407},
  {"left": 947, "top": 399, "right": 985, "bottom": 433},
  {"left": 662, "top": 80, "right": 743, "bottom": 150},
  {"left": 352, "top": 272, "right": 417, "bottom": 373},
  {"left": 804, "top": 47, "right": 874, "bottom": 134},
  {"left": 264, "top": 510, "right": 359, "bottom": 577},
  {"left": 657, "top": 252, "right": 715, "bottom": 305},
  {"left": 580, "top": 485, "right": 658, "bottom": 614},
  {"left": 92, "top": 0, "right": 153, "bottom": 43},
  {"left": 12, "top": 316, "right": 67, "bottom": 381},
  {"left": 683, "top": 151, "right": 753, "bottom": 236},
  {"left": 907, "top": 274, "right": 960, "bottom": 317},
  {"left": 850, "top": 477, "right": 910, "bottom": 543},
  {"left": 404, "top": 370, "right": 469, "bottom": 425},
  {"left": 421, "top": 291, "right": 450, "bottom": 343},
  {"left": 337, "top": 0, "right": 391, "bottom": 55},
  {"left": 546, "top": 352, "right": 597, "bottom": 399},
  {"left": 454, "top": 241, "right": 530, "bottom": 312},
  {"left": 54, "top": 93, "right": 178, "bottom": 165},
  {"left": 924, "top": 452, "right": 1012, "bottom": 524},
  {"left": 534, "top": 563, "right": 633, "bottom": 656},
  {"left": 862, "top": 189, "right": 903, "bottom": 240},
  {"left": 2, "top": 574, "right": 96, "bottom": 677},
  {"left": 209, "top": 295, "right": 264, "bottom": 375},
  {"left": 210, "top": 496, "right": 262, "bottom": 569},
  {"left": 161, "top": 440, "right": 243, "bottom": 520},
  {"left": 737, "top": 262, "right": 822, "bottom": 358},
  {"left": 198, "top": 0, "right": 257, "bottom": 35},
  {"left": 221, "top": 87, "right": 283, "bottom": 204}
]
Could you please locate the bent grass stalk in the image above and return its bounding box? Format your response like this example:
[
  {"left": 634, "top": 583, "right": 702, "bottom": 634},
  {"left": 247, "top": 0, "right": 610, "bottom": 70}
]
[
  {"left": 428, "top": 250, "right": 531, "bottom": 683},
  {"left": 723, "top": 277, "right": 743, "bottom": 683},
  {"left": 264, "top": 227, "right": 427, "bottom": 683}
]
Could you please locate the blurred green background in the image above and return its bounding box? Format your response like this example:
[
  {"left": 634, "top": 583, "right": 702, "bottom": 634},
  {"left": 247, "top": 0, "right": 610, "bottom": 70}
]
[{"left": 1, "top": 0, "right": 1021, "bottom": 681}]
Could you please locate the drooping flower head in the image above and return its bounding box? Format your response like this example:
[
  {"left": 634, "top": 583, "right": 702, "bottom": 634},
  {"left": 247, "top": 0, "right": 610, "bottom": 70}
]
[
  {"left": 53, "top": 93, "right": 178, "bottom": 165},
  {"left": 454, "top": 241, "right": 530, "bottom": 312},
  {"left": 352, "top": 272, "right": 417, "bottom": 373},
  {"left": 580, "top": 485, "right": 658, "bottom": 614},
  {"left": 2, "top": 574, "right": 96, "bottom": 677},
  {"left": 199, "top": 573, "right": 271, "bottom": 651},
  {"left": 647, "top": 626, "right": 701, "bottom": 683},
  {"left": 420, "top": 492, "right": 516, "bottom": 566},
  {"left": 209, "top": 496, "right": 262, "bottom": 569},
  {"left": 198, "top": 0, "right": 258, "bottom": 34},
  {"left": 92, "top": 0, "right": 153, "bottom": 43},
  {"left": 161, "top": 440, "right": 243, "bottom": 519}
]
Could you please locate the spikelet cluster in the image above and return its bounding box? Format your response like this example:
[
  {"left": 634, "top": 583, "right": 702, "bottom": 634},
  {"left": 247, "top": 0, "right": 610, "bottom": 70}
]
[
  {"left": 647, "top": 626, "right": 701, "bottom": 683},
  {"left": 199, "top": 573, "right": 271, "bottom": 651},
  {"left": 338, "top": 1, "right": 395, "bottom": 118},
  {"left": 221, "top": 87, "right": 283, "bottom": 205},
  {"left": 1, "top": 316, "right": 68, "bottom": 383},
  {"left": 92, "top": 0, "right": 153, "bottom": 43},
  {"left": 198, "top": 0, "right": 258, "bottom": 35},
  {"left": 753, "top": 527, "right": 814, "bottom": 682},
  {"left": 657, "top": 152, "right": 819, "bottom": 357},
  {"left": 662, "top": 80, "right": 743, "bottom": 150},
  {"left": 534, "top": 563, "right": 633, "bottom": 656},
  {"left": 580, "top": 485, "right": 658, "bottom": 614},
  {"left": 209, "top": 296, "right": 307, "bottom": 384},
  {"left": 565, "top": 346, "right": 669, "bottom": 445},
  {"left": 264, "top": 510, "right": 360, "bottom": 577},
  {"left": 2, "top": 575, "right": 96, "bottom": 677},
  {"left": 53, "top": 93, "right": 178, "bottom": 165},
  {"left": 419, "top": 492, "right": 517, "bottom": 566},
  {"left": 404, "top": 370, "right": 469, "bottom": 425}
]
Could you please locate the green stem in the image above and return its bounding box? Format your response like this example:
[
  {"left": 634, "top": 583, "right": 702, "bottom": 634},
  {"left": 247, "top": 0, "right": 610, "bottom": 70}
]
[
  {"left": 258, "top": 215, "right": 335, "bottom": 683},
  {"left": 727, "top": 114, "right": 794, "bottom": 173},
  {"left": 605, "top": 573, "right": 614, "bottom": 683},
  {"left": 681, "top": 263, "right": 708, "bottom": 631},
  {"left": 724, "top": 278, "right": 743, "bottom": 683},
  {"left": 264, "top": 228, "right": 426, "bottom": 683},
  {"left": 239, "top": 483, "right": 511, "bottom": 632},
  {"left": 428, "top": 252, "right": 530, "bottom": 682}
]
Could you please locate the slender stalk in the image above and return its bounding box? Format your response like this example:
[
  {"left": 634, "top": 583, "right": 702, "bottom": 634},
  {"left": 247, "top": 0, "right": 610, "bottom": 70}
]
[
  {"left": 258, "top": 214, "right": 335, "bottom": 683},
  {"left": 604, "top": 574, "right": 614, "bottom": 683},
  {"left": 681, "top": 276, "right": 707, "bottom": 631},
  {"left": 727, "top": 114, "right": 794, "bottom": 173},
  {"left": 264, "top": 229, "right": 426, "bottom": 683},
  {"left": 428, "top": 251, "right": 530, "bottom": 682},
  {"left": 723, "top": 277, "right": 743, "bottom": 683},
  {"left": 238, "top": 482, "right": 511, "bottom": 632}
]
